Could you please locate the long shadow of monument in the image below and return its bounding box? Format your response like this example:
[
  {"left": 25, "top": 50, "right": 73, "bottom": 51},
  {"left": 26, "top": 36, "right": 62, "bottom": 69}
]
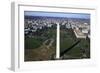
[{"left": 60, "top": 40, "right": 81, "bottom": 57}]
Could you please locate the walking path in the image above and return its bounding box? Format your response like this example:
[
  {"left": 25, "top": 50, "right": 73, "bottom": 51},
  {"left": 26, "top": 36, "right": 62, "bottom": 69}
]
[
  {"left": 47, "top": 39, "right": 54, "bottom": 49},
  {"left": 43, "top": 38, "right": 54, "bottom": 49}
]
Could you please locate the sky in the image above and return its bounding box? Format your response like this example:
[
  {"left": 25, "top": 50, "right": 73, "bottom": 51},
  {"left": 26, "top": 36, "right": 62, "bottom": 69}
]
[{"left": 24, "top": 11, "right": 90, "bottom": 19}]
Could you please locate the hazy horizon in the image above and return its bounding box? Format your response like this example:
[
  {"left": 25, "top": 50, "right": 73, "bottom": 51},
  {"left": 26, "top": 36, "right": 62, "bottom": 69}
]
[{"left": 24, "top": 11, "right": 90, "bottom": 19}]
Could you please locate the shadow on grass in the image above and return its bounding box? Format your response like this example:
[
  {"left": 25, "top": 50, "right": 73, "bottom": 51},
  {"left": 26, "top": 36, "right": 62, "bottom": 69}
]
[{"left": 60, "top": 40, "right": 81, "bottom": 57}]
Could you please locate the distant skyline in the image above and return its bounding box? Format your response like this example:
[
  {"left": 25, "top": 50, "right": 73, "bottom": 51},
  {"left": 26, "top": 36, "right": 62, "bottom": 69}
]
[{"left": 24, "top": 11, "right": 90, "bottom": 19}]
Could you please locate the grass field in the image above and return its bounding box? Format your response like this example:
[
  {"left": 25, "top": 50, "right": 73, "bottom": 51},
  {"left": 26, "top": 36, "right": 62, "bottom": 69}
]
[
  {"left": 25, "top": 37, "right": 44, "bottom": 49},
  {"left": 60, "top": 28, "right": 90, "bottom": 59},
  {"left": 25, "top": 27, "right": 57, "bottom": 61}
]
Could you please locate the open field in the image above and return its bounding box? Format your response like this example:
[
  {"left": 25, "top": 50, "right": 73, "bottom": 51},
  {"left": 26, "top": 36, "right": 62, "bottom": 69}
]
[
  {"left": 25, "top": 28, "right": 57, "bottom": 61},
  {"left": 60, "top": 28, "right": 90, "bottom": 59}
]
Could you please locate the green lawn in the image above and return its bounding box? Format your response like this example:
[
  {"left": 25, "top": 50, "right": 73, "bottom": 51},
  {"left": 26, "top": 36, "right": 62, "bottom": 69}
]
[
  {"left": 66, "top": 39, "right": 90, "bottom": 58},
  {"left": 60, "top": 29, "right": 90, "bottom": 59},
  {"left": 25, "top": 37, "right": 43, "bottom": 49},
  {"left": 25, "top": 28, "right": 57, "bottom": 49},
  {"left": 25, "top": 27, "right": 57, "bottom": 61},
  {"left": 60, "top": 29, "right": 77, "bottom": 52}
]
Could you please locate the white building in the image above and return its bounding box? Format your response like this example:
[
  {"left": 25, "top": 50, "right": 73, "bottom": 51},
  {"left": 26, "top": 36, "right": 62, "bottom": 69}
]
[
  {"left": 74, "top": 29, "right": 86, "bottom": 38},
  {"left": 66, "top": 23, "right": 71, "bottom": 29}
]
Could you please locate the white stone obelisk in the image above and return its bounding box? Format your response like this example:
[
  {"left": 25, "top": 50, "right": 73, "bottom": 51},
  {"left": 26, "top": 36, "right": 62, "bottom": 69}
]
[{"left": 56, "top": 23, "right": 60, "bottom": 59}]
